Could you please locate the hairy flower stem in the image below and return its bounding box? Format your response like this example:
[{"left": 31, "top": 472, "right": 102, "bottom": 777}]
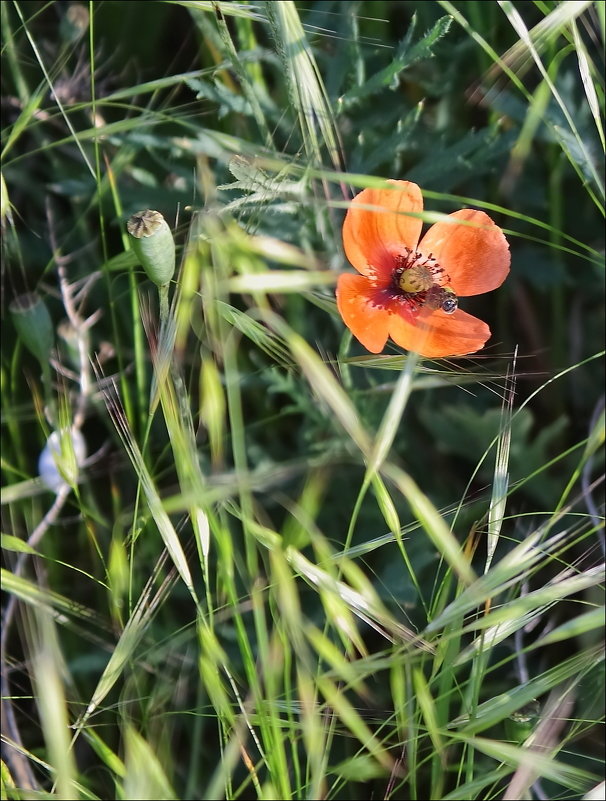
[{"left": 158, "top": 282, "right": 170, "bottom": 339}]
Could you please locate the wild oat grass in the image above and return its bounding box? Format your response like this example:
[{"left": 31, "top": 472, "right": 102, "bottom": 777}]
[{"left": 2, "top": 2, "right": 604, "bottom": 799}]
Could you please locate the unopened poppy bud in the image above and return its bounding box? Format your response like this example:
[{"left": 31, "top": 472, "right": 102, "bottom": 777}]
[
  {"left": 9, "top": 292, "right": 54, "bottom": 366},
  {"left": 127, "top": 209, "right": 175, "bottom": 288}
]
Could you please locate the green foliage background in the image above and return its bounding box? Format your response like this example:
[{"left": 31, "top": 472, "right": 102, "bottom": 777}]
[{"left": 2, "top": 2, "right": 604, "bottom": 800}]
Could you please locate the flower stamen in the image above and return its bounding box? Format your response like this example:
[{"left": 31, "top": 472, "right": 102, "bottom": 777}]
[{"left": 392, "top": 248, "right": 456, "bottom": 313}]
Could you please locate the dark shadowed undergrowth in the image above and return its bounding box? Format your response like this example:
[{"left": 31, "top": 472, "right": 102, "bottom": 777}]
[{"left": 1, "top": 2, "right": 604, "bottom": 799}]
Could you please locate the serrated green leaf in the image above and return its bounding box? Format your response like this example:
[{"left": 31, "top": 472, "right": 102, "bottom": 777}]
[{"left": 339, "top": 15, "right": 452, "bottom": 109}]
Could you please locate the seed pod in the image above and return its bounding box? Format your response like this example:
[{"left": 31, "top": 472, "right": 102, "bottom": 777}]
[
  {"left": 60, "top": 3, "right": 89, "bottom": 43},
  {"left": 127, "top": 209, "right": 175, "bottom": 287},
  {"left": 505, "top": 699, "right": 541, "bottom": 743},
  {"left": 9, "top": 292, "right": 54, "bottom": 366}
]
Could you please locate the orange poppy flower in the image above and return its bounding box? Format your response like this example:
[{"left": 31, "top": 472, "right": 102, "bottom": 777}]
[{"left": 336, "top": 180, "right": 510, "bottom": 358}]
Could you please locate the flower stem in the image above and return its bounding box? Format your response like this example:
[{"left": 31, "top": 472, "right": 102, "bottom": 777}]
[{"left": 158, "top": 282, "right": 170, "bottom": 337}]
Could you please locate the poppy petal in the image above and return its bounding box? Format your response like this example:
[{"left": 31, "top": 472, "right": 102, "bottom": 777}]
[
  {"left": 336, "top": 273, "right": 391, "bottom": 353},
  {"left": 388, "top": 306, "right": 492, "bottom": 358},
  {"left": 419, "top": 209, "right": 510, "bottom": 297},
  {"left": 343, "top": 181, "right": 424, "bottom": 282}
]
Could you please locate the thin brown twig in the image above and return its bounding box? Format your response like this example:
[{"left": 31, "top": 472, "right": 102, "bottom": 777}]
[{"left": 2, "top": 200, "right": 101, "bottom": 792}]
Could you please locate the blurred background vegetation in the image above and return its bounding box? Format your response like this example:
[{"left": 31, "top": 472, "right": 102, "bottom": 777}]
[{"left": 2, "top": 1, "right": 604, "bottom": 799}]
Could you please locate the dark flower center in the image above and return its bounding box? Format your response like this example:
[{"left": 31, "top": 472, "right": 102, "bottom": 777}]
[{"left": 392, "top": 248, "right": 458, "bottom": 315}]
